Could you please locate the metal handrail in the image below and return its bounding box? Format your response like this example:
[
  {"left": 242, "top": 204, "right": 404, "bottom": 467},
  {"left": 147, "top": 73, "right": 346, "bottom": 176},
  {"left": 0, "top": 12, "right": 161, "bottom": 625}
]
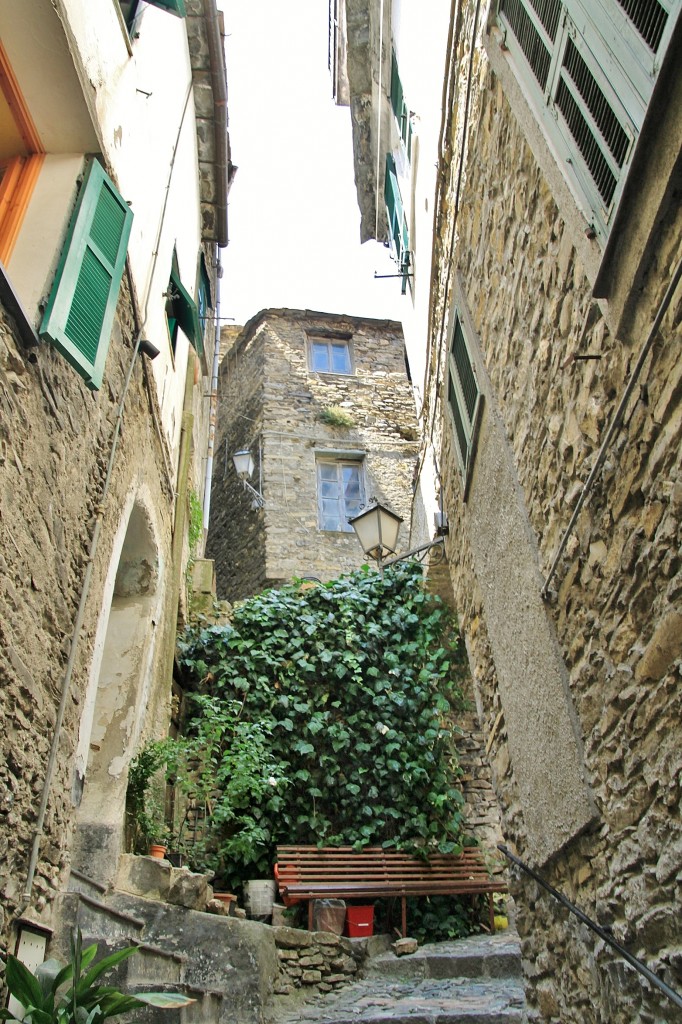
[{"left": 498, "top": 844, "right": 682, "bottom": 1011}]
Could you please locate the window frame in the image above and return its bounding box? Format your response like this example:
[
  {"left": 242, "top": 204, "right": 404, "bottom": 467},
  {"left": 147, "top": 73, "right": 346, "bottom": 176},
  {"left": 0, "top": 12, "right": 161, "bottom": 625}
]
[
  {"left": 308, "top": 336, "right": 353, "bottom": 375},
  {"left": 39, "top": 158, "right": 133, "bottom": 391},
  {"left": 316, "top": 456, "right": 366, "bottom": 533},
  {"left": 446, "top": 306, "right": 484, "bottom": 500}
]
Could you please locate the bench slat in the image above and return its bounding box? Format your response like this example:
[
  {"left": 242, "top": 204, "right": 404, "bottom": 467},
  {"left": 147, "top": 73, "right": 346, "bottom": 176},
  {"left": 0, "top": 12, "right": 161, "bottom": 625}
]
[{"left": 275, "top": 844, "right": 506, "bottom": 936}]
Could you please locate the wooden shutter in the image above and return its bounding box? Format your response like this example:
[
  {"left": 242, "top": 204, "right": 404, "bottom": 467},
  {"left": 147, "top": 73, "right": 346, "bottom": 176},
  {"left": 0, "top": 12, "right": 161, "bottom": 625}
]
[
  {"left": 145, "top": 0, "right": 187, "bottom": 16},
  {"left": 447, "top": 311, "right": 483, "bottom": 496},
  {"left": 40, "top": 159, "right": 133, "bottom": 391},
  {"left": 384, "top": 154, "right": 408, "bottom": 260},
  {"left": 169, "top": 264, "right": 203, "bottom": 358}
]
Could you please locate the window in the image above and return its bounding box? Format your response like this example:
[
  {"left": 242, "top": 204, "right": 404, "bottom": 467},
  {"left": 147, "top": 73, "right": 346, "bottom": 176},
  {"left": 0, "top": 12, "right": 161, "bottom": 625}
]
[
  {"left": 497, "top": 0, "right": 680, "bottom": 239},
  {"left": 118, "top": 0, "right": 186, "bottom": 32},
  {"left": 0, "top": 41, "right": 45, "bottom": 265},
  {"left": 384, "top": 154, "right": 410, "bottom": 270},
  {"left": 447, "top": 310, "right": 483, "bottom": 496},
  {"left": 390, "top": 51, "right": 413, "bottom": 160},
  {"left": 165, "top": 252, "right": 203, "bottom": 360},
  {"left": 197, "top": 252, "right": 213, "bottom": 335},
  {"left": 309, "top": 337, "right": 352, "bottom": 374},
  {"left": 39, "top": 159, "right": 133, "bottom": 391},
  {"left": 317, "top": 459, "right": 365, "bottom": 531}
]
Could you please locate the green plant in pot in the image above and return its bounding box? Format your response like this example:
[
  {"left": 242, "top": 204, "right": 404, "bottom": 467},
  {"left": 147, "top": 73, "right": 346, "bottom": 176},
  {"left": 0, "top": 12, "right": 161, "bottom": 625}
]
[
  {"left": 126, "top": 742, "right": 170, "bottom": 856},
  {"left": 1, "top": 928, "right": 194, "bottom": 1023}
]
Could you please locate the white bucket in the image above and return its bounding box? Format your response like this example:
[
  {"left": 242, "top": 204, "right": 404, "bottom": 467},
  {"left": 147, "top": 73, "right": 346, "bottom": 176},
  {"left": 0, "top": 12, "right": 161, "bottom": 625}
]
[{"left": 246, "top": 879, "right": 276, "bottom": 918}]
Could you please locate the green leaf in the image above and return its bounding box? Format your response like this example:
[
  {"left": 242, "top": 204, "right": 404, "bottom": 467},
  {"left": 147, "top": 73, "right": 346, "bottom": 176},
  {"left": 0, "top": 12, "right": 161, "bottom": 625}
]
[
  {"left": 5, "top": 956, "right": 45, "bottom": 1013},
  {"left": 134, "top": 992, "right": 197, "bottom": 1008}
]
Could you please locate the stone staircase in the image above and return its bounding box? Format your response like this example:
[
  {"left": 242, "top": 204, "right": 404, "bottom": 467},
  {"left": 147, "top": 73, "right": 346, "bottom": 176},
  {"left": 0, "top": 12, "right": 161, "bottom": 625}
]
[
  {"left": 272, "top": 931, "right": 527, "bottom": 1024},
  {"left": 52, "top": 860, "right": 279, "bottom": 1024}
]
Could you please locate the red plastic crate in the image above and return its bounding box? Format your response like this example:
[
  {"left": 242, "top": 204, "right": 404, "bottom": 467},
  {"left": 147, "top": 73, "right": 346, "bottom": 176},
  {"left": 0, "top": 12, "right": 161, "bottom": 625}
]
[{"left": 345, "top": 905, "right": 374, "bottom": 937}]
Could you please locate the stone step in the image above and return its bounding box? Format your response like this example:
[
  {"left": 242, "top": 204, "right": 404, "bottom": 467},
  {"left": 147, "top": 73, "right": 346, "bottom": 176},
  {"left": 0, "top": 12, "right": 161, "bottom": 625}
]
[
  {"left": 274, "top": 975, "right": 527, "bottom": 1024},
  {"left": 363, "top": 932, "right": 523, "bottom": 982}
]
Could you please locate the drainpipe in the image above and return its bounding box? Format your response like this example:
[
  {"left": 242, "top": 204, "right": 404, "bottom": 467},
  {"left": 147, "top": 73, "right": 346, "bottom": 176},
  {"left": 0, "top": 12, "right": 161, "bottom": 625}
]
[
  {"left": 202, "top": 257, "right": 222, "bottom": 532},
  {"left": 160, "top": 364, "right": 195, "bottom": 693}
]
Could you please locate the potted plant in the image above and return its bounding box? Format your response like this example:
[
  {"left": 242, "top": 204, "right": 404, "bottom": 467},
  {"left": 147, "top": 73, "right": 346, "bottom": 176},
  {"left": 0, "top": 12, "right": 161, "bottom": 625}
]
[
  {"left": 126, "top": 741, "right": 171, "bottom": 857},
  {"left": 1, "top": 927, "right": 194, "bottom": 1022}
]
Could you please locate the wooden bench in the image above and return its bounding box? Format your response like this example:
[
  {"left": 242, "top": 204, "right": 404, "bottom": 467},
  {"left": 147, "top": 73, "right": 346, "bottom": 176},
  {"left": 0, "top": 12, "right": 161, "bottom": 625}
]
[{"left": 275, "top": 845, "right": 507, "bottom": 936}]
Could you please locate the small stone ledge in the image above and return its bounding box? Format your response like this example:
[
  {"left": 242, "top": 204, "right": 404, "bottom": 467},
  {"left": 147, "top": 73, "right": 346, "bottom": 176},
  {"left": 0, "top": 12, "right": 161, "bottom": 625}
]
[{"left": 272, "top": 926, "right": 381, "bottom": 996}]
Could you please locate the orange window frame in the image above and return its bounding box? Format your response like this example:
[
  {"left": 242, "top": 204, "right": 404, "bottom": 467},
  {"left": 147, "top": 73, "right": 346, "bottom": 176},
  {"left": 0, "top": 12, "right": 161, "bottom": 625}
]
[{"left": 0, "top": 41, "right": 44, "bottom": 265}]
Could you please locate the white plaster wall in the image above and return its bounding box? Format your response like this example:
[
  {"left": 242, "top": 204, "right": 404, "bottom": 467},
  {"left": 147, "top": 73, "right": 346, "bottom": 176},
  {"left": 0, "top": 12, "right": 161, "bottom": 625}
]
[{"left": 56, "top": 0, "right": 202, "bottom": 453}]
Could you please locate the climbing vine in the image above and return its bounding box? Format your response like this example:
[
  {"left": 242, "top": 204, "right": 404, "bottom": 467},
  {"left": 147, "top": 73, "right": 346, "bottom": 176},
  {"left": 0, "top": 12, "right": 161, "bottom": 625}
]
[{"left": 175, "top": 562, "right": 467, "bottom": 893}]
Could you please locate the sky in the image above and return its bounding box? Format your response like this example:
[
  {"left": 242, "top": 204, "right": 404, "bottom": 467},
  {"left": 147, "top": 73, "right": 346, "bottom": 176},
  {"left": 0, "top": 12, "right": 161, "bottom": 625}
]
[{"left": 218, "top": 0, "right": 402, "bottom": 329}]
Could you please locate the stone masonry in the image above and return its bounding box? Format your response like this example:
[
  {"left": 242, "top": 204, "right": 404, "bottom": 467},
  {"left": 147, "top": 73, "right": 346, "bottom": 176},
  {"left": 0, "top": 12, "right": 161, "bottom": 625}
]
[
  {"left": 0, "top": 283, "right": 180, "bottom": 953},
  {"left": 207, "top": 309, "right": 419, "bottom": 602},
  {"left": 421, "top": 5, "right": 682, "bottom": 1024}
]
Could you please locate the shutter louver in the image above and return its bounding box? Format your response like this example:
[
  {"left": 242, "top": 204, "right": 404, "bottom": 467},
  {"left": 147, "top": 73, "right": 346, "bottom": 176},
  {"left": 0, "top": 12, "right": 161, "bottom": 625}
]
[{"left": 40, "top": 159, "right": 133, "bottom": 390}]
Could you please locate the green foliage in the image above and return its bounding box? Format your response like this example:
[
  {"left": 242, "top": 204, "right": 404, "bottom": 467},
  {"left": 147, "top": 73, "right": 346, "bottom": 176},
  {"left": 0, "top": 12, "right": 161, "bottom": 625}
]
[
  {"left": 0, "top": 929, "right": 194, "bottom": 1023},
  {"left": 162, "top": 695, "right": 288, "bottom": 880},
  {"left": 403, "top": 895, "right": 478, "bottom": 943},
  {"left": 188, "top": 491, "right": 203, "bottom": 557},
  {"left": 176, "top": 562, "right": 466, "bottom": 894},
  {"left": 126, "top": 742, "right": 169, "bottom": 851},
  {"left": 318, "top": 405, "right": 354, "bottom": 428}
]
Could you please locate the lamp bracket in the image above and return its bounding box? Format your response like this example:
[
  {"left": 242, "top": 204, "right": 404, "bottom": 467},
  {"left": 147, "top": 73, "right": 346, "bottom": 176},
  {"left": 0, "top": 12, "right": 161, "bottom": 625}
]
[
  {"left": 381, "top": 536, "right": 446, "bottom": 568},
  {"left": 241, "top": 478, "right": 265, "bottom": 509}
]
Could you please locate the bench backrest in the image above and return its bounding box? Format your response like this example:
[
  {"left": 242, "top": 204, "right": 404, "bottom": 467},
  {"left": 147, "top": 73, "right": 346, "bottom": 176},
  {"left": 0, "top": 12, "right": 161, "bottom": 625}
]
[{"left": 275, "top": 845, "right": 497, "bottom": 887}]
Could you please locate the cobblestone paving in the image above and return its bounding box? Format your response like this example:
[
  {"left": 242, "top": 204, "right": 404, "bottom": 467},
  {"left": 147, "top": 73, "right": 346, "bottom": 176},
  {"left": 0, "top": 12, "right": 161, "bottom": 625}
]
[{"left": 272, "top": 932, "right": 527, "bottom": 1024}]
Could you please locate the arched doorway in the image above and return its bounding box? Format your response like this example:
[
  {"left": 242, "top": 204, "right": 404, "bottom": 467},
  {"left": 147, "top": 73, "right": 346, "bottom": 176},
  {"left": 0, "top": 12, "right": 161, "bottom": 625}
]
[{"left": 72, "top": 499, "right": 160, "bottom": 883}]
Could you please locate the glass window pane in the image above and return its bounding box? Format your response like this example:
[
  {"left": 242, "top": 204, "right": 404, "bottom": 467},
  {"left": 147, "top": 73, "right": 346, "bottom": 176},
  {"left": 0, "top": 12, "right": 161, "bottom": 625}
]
[
  {"left": 311, "top": 342, "right": 330, "bottom": 371},
  {"left": 331, "top": 343, "right": 351, "bottom": 373}
]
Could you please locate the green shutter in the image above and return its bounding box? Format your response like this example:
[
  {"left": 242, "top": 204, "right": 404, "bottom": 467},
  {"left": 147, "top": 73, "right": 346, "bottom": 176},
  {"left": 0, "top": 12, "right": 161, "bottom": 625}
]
[
  {"left": 40, "top": 159, "right": 133, "bottom": 391},
  {"left": 447, "top": 311, "right": 483, "bottom": 496},
  {"left": 145, "top": 0, "right": 186, "bottom": 16},
  {"left": 390, "top": 52, "right": 403, "bottom": 117},
  {"left": 170, "top": 265, "right": 203, "bottom": 358}
]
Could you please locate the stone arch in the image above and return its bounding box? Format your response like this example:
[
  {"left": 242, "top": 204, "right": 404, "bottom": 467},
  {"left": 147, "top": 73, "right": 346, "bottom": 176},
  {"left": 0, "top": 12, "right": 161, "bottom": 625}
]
[{"left": 73, "top": 497, "right": 161, "bottom": 882}]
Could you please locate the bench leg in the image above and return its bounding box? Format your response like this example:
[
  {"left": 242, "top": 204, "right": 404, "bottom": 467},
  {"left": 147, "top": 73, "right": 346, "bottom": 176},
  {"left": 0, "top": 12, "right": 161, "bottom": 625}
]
[
  {"left": 308, "top": 900, "right": 314, "bottom": 931},
  {"left": 489, "top": 893, "right": 494, "bottom": 933},
  {"left": 401, "top": 896, "right": 407, "bottom": 938}
]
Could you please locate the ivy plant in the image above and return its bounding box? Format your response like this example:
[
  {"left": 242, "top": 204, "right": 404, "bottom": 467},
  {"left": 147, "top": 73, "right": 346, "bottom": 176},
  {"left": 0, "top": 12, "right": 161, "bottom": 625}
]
[{"left": 175, "top": 562, "right": 467, "bottom": 894}]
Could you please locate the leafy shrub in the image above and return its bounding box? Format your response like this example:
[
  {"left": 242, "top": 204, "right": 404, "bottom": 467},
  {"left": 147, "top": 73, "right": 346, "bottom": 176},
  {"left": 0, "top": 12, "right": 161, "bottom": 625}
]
[{"left": 176, "top": 561, "right": 467, "bottom": 894}]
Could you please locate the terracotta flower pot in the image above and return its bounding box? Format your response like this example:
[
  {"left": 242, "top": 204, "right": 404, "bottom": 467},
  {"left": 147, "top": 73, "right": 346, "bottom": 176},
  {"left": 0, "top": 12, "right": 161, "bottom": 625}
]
[{"left": 149, "top": 843, "right": 167, "bottom": 859}]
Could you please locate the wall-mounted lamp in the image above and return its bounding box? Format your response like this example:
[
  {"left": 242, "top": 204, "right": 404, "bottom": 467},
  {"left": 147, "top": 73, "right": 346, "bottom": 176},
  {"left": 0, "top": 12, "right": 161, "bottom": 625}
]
[
  {"left": 349, "top": 498, "right": 445, "bottom": 571},
  {"left": 232, "top": 449, "right": 265, "bottom": 509},
  {"left": 138, "top": 338, "right": 160, "bottom": 359}
]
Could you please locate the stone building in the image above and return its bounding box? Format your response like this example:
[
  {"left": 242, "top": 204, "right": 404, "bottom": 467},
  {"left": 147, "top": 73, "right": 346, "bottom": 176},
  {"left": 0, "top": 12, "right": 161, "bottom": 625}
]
[
  {"left": 0, "top": 0, "right": 231, "bottom": 963},
  {"left": 206, "top": 309, "right": 420, "bottom": 602},
  {"left": 341, "top": 0, "right": 682, "bottom": 1021},
  {"left": 424, "top": 3, "right": 681, "bottom": 1024}
]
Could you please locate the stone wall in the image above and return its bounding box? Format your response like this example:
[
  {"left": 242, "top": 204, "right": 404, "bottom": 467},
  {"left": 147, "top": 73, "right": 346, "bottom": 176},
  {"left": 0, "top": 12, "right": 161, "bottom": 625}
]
[
  {"left": 423, "top": 7, "right": 682, "bottom": 1023},
  {"left": 272, "top": 925, "right": 363, "bottom": 996},
  {"left": 207, "top": 309, "right": 419, "bottom": 602},
  {"left": 0, "top": 286, "right": 179, "bottom": 952}
]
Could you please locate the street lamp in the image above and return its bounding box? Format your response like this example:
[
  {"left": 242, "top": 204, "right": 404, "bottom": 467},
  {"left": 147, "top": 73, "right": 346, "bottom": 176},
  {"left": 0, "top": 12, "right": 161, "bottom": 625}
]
[
  {"left": 232, "top": 448, "right": 265, "bottom": 509},
  {"left": 348, "top": 499, "right": 446, "bottom": 570},
  {"left": 347, "top": 500, "right": 403, "bottom": 563}
]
